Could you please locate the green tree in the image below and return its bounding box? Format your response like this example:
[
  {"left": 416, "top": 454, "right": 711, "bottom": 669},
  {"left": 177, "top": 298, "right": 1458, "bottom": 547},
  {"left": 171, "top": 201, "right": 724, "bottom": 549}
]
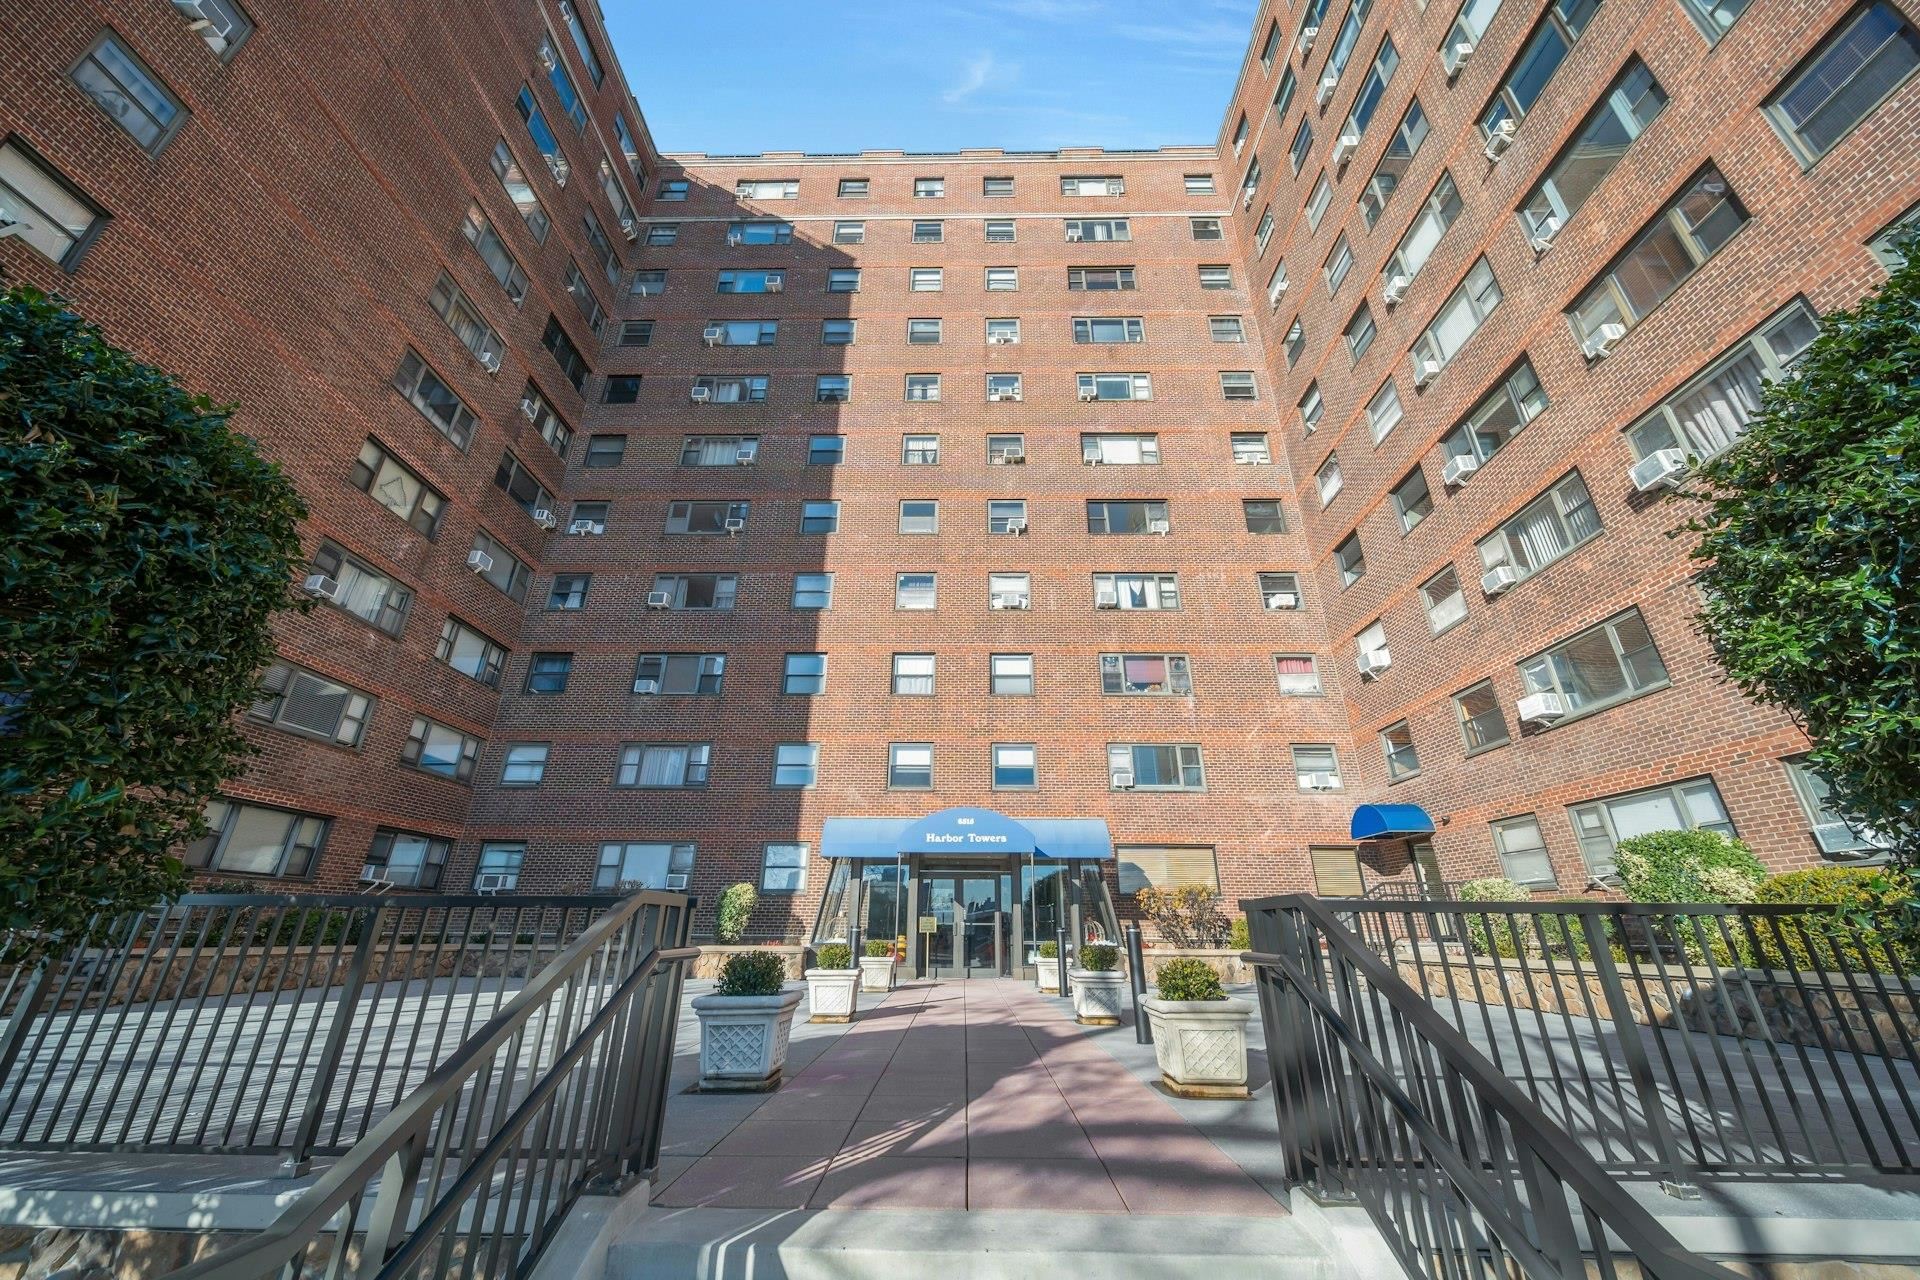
[
  {"left": 1, "top": 286, "right": 307, "bottom": 960},
  {"left": 1687, "top": 241, "right": 1920, "bottom": 866}
]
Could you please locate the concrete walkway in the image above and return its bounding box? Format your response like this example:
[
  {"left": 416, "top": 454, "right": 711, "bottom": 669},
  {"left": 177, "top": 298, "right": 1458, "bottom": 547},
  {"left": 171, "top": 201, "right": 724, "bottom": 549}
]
[{"left": 651, "top": 979, "right": 1286, "bottom": 1215}]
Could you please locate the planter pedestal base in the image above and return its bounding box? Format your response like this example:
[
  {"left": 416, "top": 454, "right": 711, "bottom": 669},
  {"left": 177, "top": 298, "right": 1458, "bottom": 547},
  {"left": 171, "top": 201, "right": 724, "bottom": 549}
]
[
  {"left": 1158, "top": 1073, "right": 1249, "bottom": 1100},
  {"left": 694, "top": 1069, "right": 787, "bottom": 1094},
  {"left": 809, "top": 1013, "right": 852, "bottom": 1024}
]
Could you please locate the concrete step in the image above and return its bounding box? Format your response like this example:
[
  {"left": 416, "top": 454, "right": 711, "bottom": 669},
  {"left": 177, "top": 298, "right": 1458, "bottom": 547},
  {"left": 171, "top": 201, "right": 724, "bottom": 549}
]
[{"left": 602, "top": 1207, "right": 1332, "bottom": 1280}]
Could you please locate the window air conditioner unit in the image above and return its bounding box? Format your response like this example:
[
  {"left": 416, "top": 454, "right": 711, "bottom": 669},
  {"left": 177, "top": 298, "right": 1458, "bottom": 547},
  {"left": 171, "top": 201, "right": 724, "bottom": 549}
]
[
  {"left": 665, "top": 873, "right": 690, "bottom": 891},
  {"left": 1001, "top": 447, "right": 1026, "bottom": 463},
  {"left": 532, "top": 508, "right": 558, "bottom": 529},
  {"left": 1111, "top": 769, "right": 1136, "bottom": 789},
  {"left": 1440, "top": 455, "right": 1479, "bottom": 486},
  {"left": 1300, "top": 772, "right": 1340, "bottom": 791},
  {"left": 1085, "top": 454, "right": 1105, "bottom": 465},
  {"left": 568, "top": 519, "right": 602, "bottom": 535},
  {"left": 1243, "top": 187, "right": 1257, "bottom": 209},
  {"left": 466, "top": 550, "right": 494, "bottom": 572},
  {"left": 1265, "top": 591, "right": 1299, "bottom": 610},
  {"left": 1443, "top": 40, "right": 1474, "bottom": 77},
  {"left": 1147, "top": 519, "right": 1170, "bottom": 535},
  {"left": 1483, "top": 119, "right": 1517, "bottom": 162},
  {"left": 690, "top": 386, "right": 711, "bottom": 402},
  {"left": 1270, "top": 279, "right": 1289, "bottom": 300},
  {"left": 723, "top": 517, "right": 746, "bottom": 533},
  {"left": 727, "top": 231, "right": 744, "bottom": 246},
  {"left": 988, "top": 391, "right": 1014, "bottom": 402},
  {"left": 1630, "top": 447, "right": 1690, "bottom": 492},
  {"left": 359, "top": 865, "right": 392, "bottom": 885},
  {"left": 1095, "top": 588, "right": 1120, "bottom": 609},
  {"left": 1316, "top": 74, "right": 1338, "bottom": 107},
  {"left": 620, "top": 219, "right": 639, "bottom": 243},
  {"left": 538, "top": 47, "right": 557, "bottom": 71},
  {"left": 1414, "top": 357, "right": 1443, "bottom": 387},
  {"left": 1079, "top": 389, "right": 1100, "bottom": 402},
  {"left": 1529, "top": 216, "right": 1561, "bottom": 254},
  {"left": 302, "top": 573, "right": 340, "bottom": 600},
  {"left": 474, "top": 873, "right": 511, "bottom": 894},
  {"left": 991, "top": 594, "right": 1030, "bottom": 610},
  {"left": 764, "top": 277, "right": 783, "bottom": 292},
  {"left": 735, "top": 447, "right": 756, "bottom": 464},
  {"left": 1383, "top": 273, "right": 1410, "bottom": 305},
  {"left": 988, "top": 332, "right": 1015, "bottom": 345},
  {"left": 519, "top": 395, "right": 540, "bottom": 420},
  {"left": 1481, "top": 564, "right": 1519, "bottom": 595},
  {"left": 1811, "top": 821, "right": 1874, "bottom": 856},
  {"left": 644, "top": 591, "right": 671, "bottom": 609},
  {"left": 1004, "top": 519, "right": 1028, "bottom": 534},
  {"left": 633, "top": 678, "right": 660, "bottom": 692},
  {"left": 1516, "top": 691, "right": 1567, "bottom": 725},
  {"left": 1585, "top": 323, "right": 1628, "bottom": 359},
  {"left": 1297, "top": 25, "right": 1318, "bottom": 51},
  {"left": 481, "top": 351, "right": 503, "bottom": 374},
  {"left": 546, "top": 156, "right": 570, "bottom": 185},
  {"left": 1066, "top": 227, "right": 1084, "bottom": 241},
  {"left": 703, "top": 326, "right": 724, "bottom": 345},
  {"left": 1105, "top": 180, "right": 1124, "bottom": 195},
  {"left": 1333, "top": 132, "right": 1359, "bottom": 165},
  {"left": 1357, "top": 647, "right": 1392, "bottom": 676}
]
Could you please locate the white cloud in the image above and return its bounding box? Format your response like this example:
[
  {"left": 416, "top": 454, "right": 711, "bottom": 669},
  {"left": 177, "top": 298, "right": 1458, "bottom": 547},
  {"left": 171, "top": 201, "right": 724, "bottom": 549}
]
[{"left": 942, "top": 53, "right": 1001, "bottom": 104}]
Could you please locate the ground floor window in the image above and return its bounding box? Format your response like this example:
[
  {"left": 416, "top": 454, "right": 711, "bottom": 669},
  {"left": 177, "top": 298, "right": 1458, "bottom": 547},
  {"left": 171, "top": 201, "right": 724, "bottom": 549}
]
[
  {"left": 762, "top": 843, "right": 808, "bottom": 893},
  {"left": 595, "top": 842, "right": 694, "bottom": 891},
  {"left": 1115, "top": 845, "right": 1219, "bottom": 895},
  {"left": 185, "top": 800, "right": 327, "bottom": 879},
  {"left": 1569, "top": 777, "right": 1731, "bottom": 881}
]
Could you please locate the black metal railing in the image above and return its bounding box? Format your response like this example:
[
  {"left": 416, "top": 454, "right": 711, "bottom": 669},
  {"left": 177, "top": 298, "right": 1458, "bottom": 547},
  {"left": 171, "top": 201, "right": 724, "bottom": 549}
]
[
  {"left": 160, "top": 889, "right": 696, "bottom": 1280},
  {"left": 1244, "top": 894, "right": 1743, "bottom": 1280},
  {"left": 1327, "top": 897, "right": 1920, "bottom": 1184},
  {"left": 0, "top": 892, "right": 625, "bottom": 1165}
]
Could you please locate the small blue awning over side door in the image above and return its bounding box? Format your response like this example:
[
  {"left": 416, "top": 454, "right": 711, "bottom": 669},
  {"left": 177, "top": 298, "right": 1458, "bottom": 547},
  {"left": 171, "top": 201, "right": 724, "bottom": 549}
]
[{"left": 1350, "top": 804, "right": 1437, "bottom": 841}]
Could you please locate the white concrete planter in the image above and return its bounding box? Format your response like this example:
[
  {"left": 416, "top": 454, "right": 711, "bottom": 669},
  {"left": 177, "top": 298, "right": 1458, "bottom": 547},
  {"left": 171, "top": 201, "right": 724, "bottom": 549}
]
[
  {"left": 1036, "top": 955, "right": 1064, "bottom": 993},
  {"left": 1069, "top": 968, "right": 1127, "bottom": 1025},
  {"left": 805, "top": 968, "right": 860, "bottom": 1023},
  {"left": 691, "top": 988, "right": 803, "bottom": 1091},
  {"left": 858, "top": 955, "right": 896, "bottom": 993},
  {"left": 1141, "top": 996, "right": 1254, "bottom": 1098}
]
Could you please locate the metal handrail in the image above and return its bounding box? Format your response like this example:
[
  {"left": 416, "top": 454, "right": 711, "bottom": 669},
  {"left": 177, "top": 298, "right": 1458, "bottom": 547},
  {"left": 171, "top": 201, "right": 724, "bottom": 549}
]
[
  {"left": 162, "top": 891, "right": 696, "bottom": 1280},
  {"left": 1244, "top": 894, "right": 1743, "bottom": 1280}
]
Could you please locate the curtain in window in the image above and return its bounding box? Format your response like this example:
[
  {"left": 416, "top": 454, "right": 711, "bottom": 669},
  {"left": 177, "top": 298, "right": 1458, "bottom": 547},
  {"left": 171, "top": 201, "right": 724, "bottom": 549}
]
[
  {"left": 333, "top": 563, "right": 389, "bottom": 623},
  {"left": 1508, "top": 498, "right": 1571, "bottom": 570},
  {"left": 638, "top": 747, "right": 687, "bottom": 786},
  {"left": 1400, "top": 207, "right": 1446, "bottom": 277},
  {"left": 1275, "top": 656, "right": 1317, "bottom": 692},
  {"left": 1552, "top": 630, "right": 1629, "bottom": 708},
  {"left": 1122, "top": 656, "right": 1166, "bottom": 689},
  {"left": 1671, "top": 351, "right": 1764, "bottom": 456},
  {"left": 709, "top": 381, "right": 745, "bottom": 403},
  {"left": 694, "top": 438, "right": 738, "bottom": 465},
  {"left": 1117, "top": 577, "right": 1150, "bottom": 608},
  {"left": 1430, "top": 294, "right": 1479, "bottom": 361},
  {"left": 222, "top": 808, "right": 293, "bottom": 875}
]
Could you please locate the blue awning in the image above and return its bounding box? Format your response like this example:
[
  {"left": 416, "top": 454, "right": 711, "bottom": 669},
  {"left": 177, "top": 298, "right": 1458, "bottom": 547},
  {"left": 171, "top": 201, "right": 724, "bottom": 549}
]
[
  {"left": 820, "top": 809, "right": 1113, "bottom": 860},
  {"left": 1350, "top": 803, "right": 1437, "bottom": 841}
]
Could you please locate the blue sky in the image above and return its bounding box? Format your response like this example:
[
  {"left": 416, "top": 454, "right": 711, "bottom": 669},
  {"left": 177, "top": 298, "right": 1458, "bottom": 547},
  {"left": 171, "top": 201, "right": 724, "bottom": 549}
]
[{"left": 600, "top": 1, "right": 1262, "bottom": 156}]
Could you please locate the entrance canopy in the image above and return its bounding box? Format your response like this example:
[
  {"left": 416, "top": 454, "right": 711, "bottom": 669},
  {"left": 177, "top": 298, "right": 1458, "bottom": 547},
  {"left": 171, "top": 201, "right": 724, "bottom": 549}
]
[
  {"left": 1350, "top": 803, "right": 1437, "bottom": 841},
  {"left": 821, "top": 807, "right": 1113, "bottom": 861}
]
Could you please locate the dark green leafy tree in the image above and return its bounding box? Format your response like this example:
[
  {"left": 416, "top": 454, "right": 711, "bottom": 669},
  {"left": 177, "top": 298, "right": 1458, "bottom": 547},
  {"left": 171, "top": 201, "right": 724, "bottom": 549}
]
[
  {"left": 1687, "top": 240, "right": 1920, "bottom": 867},
  {"left": 0, "top": 285, "right": 307, "bottom": 961}
]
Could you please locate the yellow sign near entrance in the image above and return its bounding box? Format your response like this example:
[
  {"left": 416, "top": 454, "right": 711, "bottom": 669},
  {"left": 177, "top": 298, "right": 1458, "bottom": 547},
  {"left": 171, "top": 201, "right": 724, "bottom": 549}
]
[{"left": 918, "top": 915, "right": 939, "bottom": 933}]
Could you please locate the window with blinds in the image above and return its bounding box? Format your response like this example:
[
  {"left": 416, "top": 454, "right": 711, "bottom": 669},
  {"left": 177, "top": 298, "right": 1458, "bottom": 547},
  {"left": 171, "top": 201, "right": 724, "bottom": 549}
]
[
  {"left": 1310, "top": 846, "right": 1366, "bottom": 897},
  {"left": 1116, "top": 845, "right": 1219, "bottom": 895}
]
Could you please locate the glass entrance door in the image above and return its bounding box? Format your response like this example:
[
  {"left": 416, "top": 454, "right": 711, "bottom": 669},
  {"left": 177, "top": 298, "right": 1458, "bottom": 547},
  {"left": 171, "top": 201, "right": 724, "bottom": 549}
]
[{"left": 920, "top": 875, "right": 1004, "bottom": 978}]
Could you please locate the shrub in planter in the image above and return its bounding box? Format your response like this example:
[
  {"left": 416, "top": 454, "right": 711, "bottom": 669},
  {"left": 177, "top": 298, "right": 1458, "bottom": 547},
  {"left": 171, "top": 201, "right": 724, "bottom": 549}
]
[
  {"left": 694, "top": 949, "right": 800, "bottom": 1090},
  {"left": 806, "top": 942, "right": 859, "bottom": 1022},
  {"left": 1458, "top": 877, "right": 1529, "bottom": 959},
  {"left": 1228, "top": 917, "right": 1250, "bottom": 952},
  {"left": 1035, "top": 938, "right": 1064, "bottom": 992},
  {"left": 1080, "top": 942, "right": 1119, "bottom": 971},
  {"left": 1614, "top": 830, "right": 1766, "bottom": 905},
  {"left": 815, "top": 943, "right": 853, "bottom": 970},
  {"left": 1037, "top": 940, "right": 1059, "bottom": 958},
  {"left": 715, "top": 883, "right": 758, "bottom": 944},
  {"left": 864, "top": 939, "right": 894, "bottom": 958},
  {"left": 1070, "top": 942, "right": 1125, "bottom": 1024},
  {"left": 718, "top": 949, "right": 785, "bottom": 996},
  {"left": 1142, "top": 958, "right": 1250, "bottom": 1097},
  {"left": 1753, "top": 866, "right": 1920, "bottom": 972},
  {"left": 858, "top": 937, "right": 897, "bottom": 991},
  {"left": 1155, "top": 957, "right": 1224, "bottom": 1002}
]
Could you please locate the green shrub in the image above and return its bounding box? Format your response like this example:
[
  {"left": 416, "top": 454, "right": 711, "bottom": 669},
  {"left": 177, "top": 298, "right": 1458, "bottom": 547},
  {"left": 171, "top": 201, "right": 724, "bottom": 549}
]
[
  {"left": 1228, "top": 917, "right": 1250, "bottom": 951},
  {"left": 1155, "top": 957, "right": 1224, "bottom": 1001},
  {"left": 1752, "top": 866, "right": 1920, "bottom": 972},
  {"left": 714, "top": 882, "right": 757, "bottom": 943},
  {"left": 1037, "top": 940, "right": 1058, "bottom": 958},
  {"left": 1080, "top": 942, "right": 1119, "bottom": 971},
  {"left": 863, "top": 939, "right": 893, "bottom": 958},
  {"left": 1457, "top": 876, "right": 1529, "bottom": 958},
  {"left": 814, "top": 943, "right": 852, "bottom": 970},
  {"left": 716, "top": 949, "right": 786, "bottom": 996},
  {"left": 1531, "top": 899, "right": 1596, "bottom": 962},
  {"left": 1614, "top": 830, "right": 1766, "bottom": 904}
]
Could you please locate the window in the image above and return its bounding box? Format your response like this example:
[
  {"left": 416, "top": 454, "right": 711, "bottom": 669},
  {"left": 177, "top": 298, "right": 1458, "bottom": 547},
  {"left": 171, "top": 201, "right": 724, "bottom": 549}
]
[
  {"left": 539, "top": 34, "right": 587, "bottom": 130},
  {"left": 982, "top": 744, "right": 1037, "bottom": 791},
  {"left": 1493, "top": 817, "right": 1556, "bottom": 887},
  {"left": 839, "top": 177, "right": 869, "bottom": 198},
  {"left": 983, "top": 176, "right": 1014, "bottom": 197},
  {"left": 889, "top": 743, "right": 933, "bottom": 789},
  {"left": 1221, "top": 372, "right": 1259, "bottom": 401},
  {"left": 470, "top": 530, "right": 531, "bottom": 601},
  {"left": 1768, "top": 2, "right": 1920, "bottom": 161},
  {"left": 602, "top": 375, "right": 638, "bottom": 404},
  {"left": 1109, "top": 744, "right": 1205, "bottom": 790},
  {"left": 985, "top": 267, "right": 1019, "bottom": 291},
  {"left": 1303, "top": 177, "right": 1334, "bottom": 234},
  {"left": 1346, "top": 305, "right": 1377, "bottom": 361},
  {"left": 908, "top": 318, "right": 943, "bottom": 345},
  {"left": 1185, "top": 173, "right": 1216, "bottom": 195},
  {"left": 1299, "top": 384, "right": 1325, "bottom": 435},
  {"left": 988, "top": 500, "right": 1027, "bottom": 534},
  {"left": 617, "top": 743, "right": 711, "bottom": 789},
  {"left": 735, "top": 179, "right": 798, "bottom": 200},
  {"left": 1073, "top": 316, "right": 1146, "bottom": 344},
  {"left": 633, "top": 652, "right": 726, "bottom": 693},
  {"left": 1231, "top": 433, "right": 1270, "bottom": 465},
  {"left": 1068, "top": 266, "right": 1136, "bottom": 291},
  {"left": 427, "top": 274, "right": 503, "bottom": 367},
  {"left": 1389, "top": 469, "right": 1433, "bottom": 536},
  {"left": 1385, "top": 173, "right": 1463, "bottom": 292},
  {"left": 490, "top": 140, "right": 550, "bottom": 242},
  {"left": 1289, "top": 119, "right": 1314, "bottom": 174},
  {"left": 1191, "top": 217, "right": 1224, "bottom": 240},
  {"left": 1360, "top": 100, "right": 1430, "bottom": 229},
  {"left": 71, "top": 32, "right": 186, "bottom": 154},
  {"left": 985, "top": 220, "right": 1016, "bottom": 243},
  {"left": 816, "top": 374, "right": 852, "bottom": 403},
  {"left": 1244, "top": 500, "right": 1286, "bottom": 534},
  {"left": 1274, "top": 654, "right": 1321, "bottom": 695},
  {"left": 715, "top": 270, "right": 786, "bottom": 296},
  {"left": 404, "top": 716, "right": 480, "bottom": 780},
  {"left": 1344, "top": 37, "right": 1400, "bottom": 139},
  {"left": 475, "top": 843, "right": 525, "bottom": 891},
  {"left": 914, "top": 177, "right": 945, "bottom": 198},
  {"left": 1083, "top": 433, "right": 1161, "bottom": 465},
  {"left": 1571, "top": 778, "right": 1732, "bottom": 879},
  {"left": 1260, "top": 572, "right": 1303, "bottom": 610},
  {"left": 1520, "top": 608, "right": 1669, "bottom": 722},
  {"left": 799, "top": 501, "right": 840, "bottom": 534},
  {"left": 1479, "top": 0, "right": 1607, "bottom": 139},
  {"left": 1086, "top": 499, "right": 1170, "bottom": 535},
  {"left": 630, "top": 271, "right": 667, "bottom": 297},
  {"left": 1198, "top": 265, "right": 1233, "bottom": 290},
  {"left": 662, "top": 501, "right": 748, "bottom": 538},
  {"left": 691, "top": 375, "right": 767, "bottom": 403},
  {"left": 1368, "top": 382, "right": 1405, "bottom": 445},
  {"left": 168, "top": 0, "right": 252, "bottom": 58},
  {"left": 1409, "top": 569, "right": 1464, "bottom": 639},
  {"left": 185, "top": 800, "right": 326, "bottom": 879},
  {"left": 809, "top": 435, "right": 845, "bottom": 464},
  {"left": 792, "top": 572, "right": 834, "bottom": 609},
  {"left": 1522, "top": 61, "right": 1668, "bottom": 242},
  {"left": 436, "top": 618, "right": 506, "bottom": 687},
  {"left": 620, "top": 321, "right": 653, "bottom": 347},
  {"left": 594, "top": 843, "right": 695, "bottom": 892},
  {"left": 1479, "top": 471, "right": 1603, "bottom": 583},
  {"left": 986, "top": 374, "right": 1023, "bottom": 401},
  {"left": 514, "top": 87, "right": 566, "bottom": 184},
  {"left": 679, "top": 435, "right": 753, "bottom": 467},
  {"left": 1317, "top": 456, "right": 1344, "bottom": 507},
  {"left": 1093, "top": 573, "right": 1180, "bottom": 610},
  {"left": 1455, "top": 680, "right": 1509, "bottom": 752},
  {"left": 1101, "top": 654, "right": 1192, "bottom": 696},
  {"left": 905, "top": 220, "right": 944, "bottom": 244},
  {"left": 363, "top": 830, "right": 450, "bottom": 889},
  {"left": 541, "top": 317, "right": 588, "bottom": 389},
  {"left": 1325, "top": 0, "right": 1378, "bottom": 82},
  {"left": 704, "top": 319, "right": 779, "bottom": 348},
  {"left": 832, "top": 220, "right": 864, "bottom": 245},
  {"left": 1412, "top": 258, "right": 1502, "bottom": 373},
  {"left": 548, "top": 574, "right": 590, "bottom": 610},
  {"left": 1233, "top": 113, "right": 1250, "bottom": 154},
  {"left": 462, "top": 205, "right": 529, "bottom": 305},
  {"left": 1568, "top": 166, "right": 1747, "bottom": 351},
  {"left": 822, "top": 319, "right": 856, "bottom": 345},
  {"left": 899, "top": 499, "right": 939, "bottom": 533},
  {"left": 1323, "top": 236, "right": 1355, "bottom": 295},
  {"left": 910, "top": 267, "right": 944, "bottom": 293},
  {"left": 784, "top": 654, "right": 827, "bottom": 695},
  {"left": 1785, "top": 758, "right": 1888, "bottom": 857},
  {"left": 1062, "top": 174, "right": 1125, "bottom": 196},
  {"left": 1065, "top": 219, "right": 1130, "bottom": 243},
  {"left": 524, "top": 652, "right": 572, "bottom": 694},
  {"left": 248, "top": 662, "right": 372, "bottom": 747},
  {"left": 556, "top": 1, "right": 605, "bottom": 82},
  {"left": 826, "top": 269, "right": 861, "bottom": 292},
  {"left": 892, "top": 654, "right": 935, "bottom": 695},
  {"left": 727, "top": 220, "right": 793, "bottom": 246},
  {"left": 1293, "top": 745, "right": 1342, "bottom": 790},
  {"left": 1627, "top": 302, "right": 1820, "bottom": 464},
  {"left": 896, "top": 573, "right": 937, "bottom": 610},
  {"left": 501, "top": 744, "right": 549, "bottom": 786},
  {"left": 1242, "top": 155, "right": 1262, "bottom": 202},
  {"left": 1381, "top": 722, "right": 1420, "bottom": 780},
  {"left": 989, "top": 572, "right": 1031, "bottom": 610},
  {"left": 310, "top": 543, "right": 411, "bottom": 636},
  {"left": 986, "top": 317, "right": 1021, "bottom": 344},
  {"left": 658, "top": 178, "right": 688, "bottom": 200},
  {"left": 1285, "top": 319, "right": 1306, "bottom": 366},
  {"left": 1210, "top": 316, "right": 1246, "bottom": 343},
  {"left": 991, "top": 654, "right": 1034, "bottom": 695},
  {"left": 1443, "top": 361, "right": 1549, "bottom": 469},
  {"left": 650, "top": 574, "right": 737, "bottom": 610},
  {"left": 1077, "top": 373, "right": 1152, "bottom": 401},
  {"left": 1870, "top": 203, "right": 1920, "bottom": 268},
  {"left": 902, "top": 434, "right": 940, "bottom": 465},
  {"left": 1334, "top": 534, "right": 1366, "bottom": 586},
  {"left": 350, "top": 440, "right": 444, "bottom": 536},
  {"left": 762, "top": 844, "right": 808, "bottom": 894}
]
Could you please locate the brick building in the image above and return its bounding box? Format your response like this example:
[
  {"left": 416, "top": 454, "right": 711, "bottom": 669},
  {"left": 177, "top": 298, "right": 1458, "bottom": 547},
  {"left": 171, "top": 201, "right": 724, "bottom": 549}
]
[{"left": 2, "top": 0, "right": 1914, "bottom": 958}]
